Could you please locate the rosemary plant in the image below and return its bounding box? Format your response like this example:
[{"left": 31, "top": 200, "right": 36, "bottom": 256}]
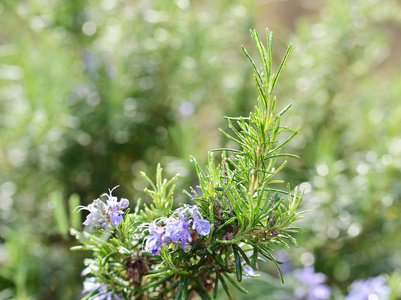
[{"left": 72, "top": 29, "right": 305, "bottom": 300}]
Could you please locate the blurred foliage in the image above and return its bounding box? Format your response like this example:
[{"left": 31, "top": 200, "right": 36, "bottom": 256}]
[
  {"left": 1, "top": 0, "right": 401, "bottom": 299},
  {"left": 277, "top": 0, "right": 401, "bottom": 290},
  {"left": 0, "top": 0, "right": 259, "bottom": 299}
]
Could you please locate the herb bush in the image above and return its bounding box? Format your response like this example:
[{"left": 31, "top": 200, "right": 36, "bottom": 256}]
[{"left": 72, "top": 29, "right": 305, "bottom": 300}]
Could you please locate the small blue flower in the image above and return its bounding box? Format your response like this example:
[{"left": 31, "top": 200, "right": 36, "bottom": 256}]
[
  {"left": 103, "top": 187, "right": 129, "bottom": 227},
  {"left": 241, "top": 255, "right": 265, "bottom": 278},
  {"left": 165, "top": 213, "right": 192, "bottom": 250},
  {"left": 81, "top": 265, "right": 99, "bottom": 277},
  {"left": 82, "top": 278, "right": 123, "bottom": 300},
  {"left": 191, "top": 207, "right": 211, "bottom": 236},
  {"left": 78, "top": 187, "right": 130, "bottom": 230},
  {"left": 119, "top": 198, "right": 129, "bottom": 209},
  {"left": 79, "top": 199, "right": 108, "bottom": 231},
  {"left": 243, "top": 265, "right": 256, "bottom": 277},
  {"left": 144, "top": 221, "right": 165, "bottom": 255},
  {"left": 107, "top": 205, "right": 123, "bottom": 226},
  {"left": 346, "top": 275, "right": 390, "bottom": 300},
  {"left": 145, "top": 236, "right": 161, "bottom": 255},
  {"left": 142, "top": 205, "right": 210, "bottom": 255},
  {"left": 83, "top": 278, "right": 104, "bottom": 294}
]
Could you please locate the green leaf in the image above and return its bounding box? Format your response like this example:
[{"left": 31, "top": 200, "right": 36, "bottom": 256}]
[
  {"left": 267, "top": 128, "right": 299, "bottom": 155},
  {"left": 219, "top": 128, "right": 247, "bottom": 147},
  {"left": 271, "top": 44, "right": 292, "bottom": 93},
  {"left": 251, "top": 246, "right": 258, "bottom": 267},
  {"left": 222, "top": 273, "right": 249, "bottom": 294},
  {"left": 218, "top": 273, "right": 231, "bottom": 299},
  {"left": 212, "top": 253, "right": 230, "bottom": 272},
  {"left": 162, "top": 281, "right": 180, "bottom": 294},
  {"left": 49, "top": 191, "right": 69, "bottom": 236},
  {"left": 233, "top": 244, "right": 251, "bottom": 267},
  {"left": 70, "top": 245, "right": 98, "bottom": 251},
  {"left": 183, "top": 237, "right": 204, "bottom": 258},
  {"left": 241, "top": 45, "right": 262, "bottom": 85},
  {"left": 213, "top": 271, "right": 219, "bottom": 299},
  {"left": 101, "top": 252, "right": 116, "bottom": 266},
  {"left": 216, "top": 217, "right": 237, "bottom": 232},
  {"left": 142, "top": 273, "right": 174, "bottom": 290},
  {"left": 276, "top": 103, "right": 292, "bottom": 117},
  {"left": 182, "top": 275, "right": 189, "bottom": 299},
  {"left": 232, "top": 244, "right": 242, "bottom": 282},
  {"left": 146, "top": 269, "right": 170, "bottom": 275},
  {"left": 68, "top": 193, "right": 81, "bottom": 230},
  {"left": 258, "top": 245, "right": 284, "bottom": 283},
  {"left": 145, "top": 270, "right": 171, "bottom": 279},
  {"left": 175, "top": 275, "right": 186, "bottom": 300},
  {"left": 193, "top": 277, "right": 211, "bottom": 300},
  {"left": 188, "top": 257, "right": 209, "bottom": 271}
]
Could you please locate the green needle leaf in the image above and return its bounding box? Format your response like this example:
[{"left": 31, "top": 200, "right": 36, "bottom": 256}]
[
  {"left": 212, "top": 253, "right": 230, "bottom": 272},
  {"left": 218, "top": 273, "right": 232, "bottom": 299},
  {"left": 213, "top": 271, "right": 219, "bottom": 299},
  {"left": 175, "top": 275, "right": 186, "bottom": 300},
  {"left": 232, "top": 244, "right": 242, "bottom": 282},
  {"left": 222, "top": 273, "right": 249, "bottom": 294},
  {"left": 142, "top": 273, "right": 174, "bottom": 290},
  {"left": 233, "top": 244, "right": 251, "bottom": 267}
]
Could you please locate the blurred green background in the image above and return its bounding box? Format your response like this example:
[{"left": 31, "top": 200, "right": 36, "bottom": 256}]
[{"left": 1, "top": 0, "right": 401, "bottom": 299}]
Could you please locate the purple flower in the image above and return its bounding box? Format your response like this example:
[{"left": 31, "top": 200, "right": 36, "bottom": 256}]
[
  {"left": 79, "top": 199, "right": 108, "bottom": 231},
  {"left": 191, "top": 207, "right": 211, "bottom": 236},
  {"left": 142, "top": 205, "right": 210, "bottom": 255},
  {"left": 165, "top": 214, "right": 192, "bottom": 250},
  {"left": 108, "top": 211, "right": 123, "bottom": 227},
  {"left": 243, "top": 265, "right": 256, "bottom": 277},
  {"left": 119, "top": 198, "right": 129, "bottom": 209},
  {"left": 241, "top": 255, "right": 265, "bottom": 278},
  {"left": 144, "top": 221, "right": 165, "bottom": 255},
  {"left": 83, "top": 278, "right": 122, "bottom": 300},
  {"left": 346, "top": 276, "right": 390, "bottom": 300},
  {"left": 294, "top": 267, "right": 331, "bottom": 300},
  {"left": 83, "top": 278, "right": 104, "bottom": 294},
  {"left": 113, "top": 294, "right": 123, "bottom": 300},
  {"left": 78, "top": 187, "right": 130, "bottom": 230},
  {"left": 81, "top": 266, "right": 99, "bottom": 277},
  {"left": 103, "top": 188, "right": 129, "bottom": 226}
]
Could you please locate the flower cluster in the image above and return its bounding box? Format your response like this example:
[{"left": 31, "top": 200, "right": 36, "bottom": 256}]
[
  {"left": 78, "top": 187, "right": 129, "bottom": 231},
  {"left": 143, "top": 205, "right": 210, "bottom": 255},
  {"left": 346, "top": 275, "right": 390, "bottom": 300}
]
